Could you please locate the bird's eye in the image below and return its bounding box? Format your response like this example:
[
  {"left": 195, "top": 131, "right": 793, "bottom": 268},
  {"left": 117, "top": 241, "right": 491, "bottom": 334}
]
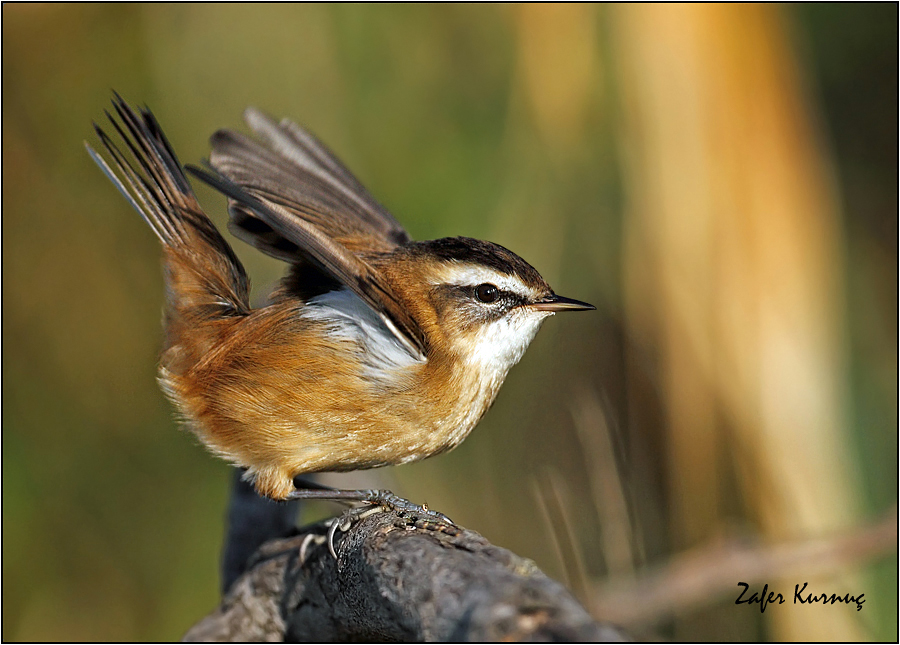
[{"left": 474, "top": 283, "right": 500, "bottom": 303}]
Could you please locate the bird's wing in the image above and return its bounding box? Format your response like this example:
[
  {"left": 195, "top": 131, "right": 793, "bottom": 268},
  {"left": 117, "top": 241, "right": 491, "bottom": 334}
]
[
  {"left": 187, "top": 164, "right": 427, "bottom": 361},
  {"left": 208, "top": 108, "right": 410, "bottom": 261}
]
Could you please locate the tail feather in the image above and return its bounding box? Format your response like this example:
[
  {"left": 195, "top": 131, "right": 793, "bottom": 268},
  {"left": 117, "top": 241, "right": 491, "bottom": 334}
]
[
  {"left": 88, "top": 95, "right": 250, "bottom": 320},
  {"left": 88, "top": 122, "right": 181, "bottom": 244}
]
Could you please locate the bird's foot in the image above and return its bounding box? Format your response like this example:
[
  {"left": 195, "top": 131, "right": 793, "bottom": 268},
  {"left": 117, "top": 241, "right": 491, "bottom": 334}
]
[
  {"left": 359, "top": 489, "right": 454, "bottom": 525},
  {"left": 287, "top": 485, "right": 455, "bottom": 558}
]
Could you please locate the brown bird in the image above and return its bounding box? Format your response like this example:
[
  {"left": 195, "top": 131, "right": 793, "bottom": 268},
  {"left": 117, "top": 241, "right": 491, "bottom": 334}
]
[{"left": 88, "top": 95, "right": 593, "bottom": 522}]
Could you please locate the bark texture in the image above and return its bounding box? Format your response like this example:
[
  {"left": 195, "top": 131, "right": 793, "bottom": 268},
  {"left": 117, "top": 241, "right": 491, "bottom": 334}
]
[{"left": 185, "top": 509, "right": 628, "bottom": 642}]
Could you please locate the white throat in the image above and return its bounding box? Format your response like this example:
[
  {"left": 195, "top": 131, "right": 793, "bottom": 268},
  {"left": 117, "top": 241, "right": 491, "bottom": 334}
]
[{"left": 462, "top": 308, "right": 552, "bottom": 381}]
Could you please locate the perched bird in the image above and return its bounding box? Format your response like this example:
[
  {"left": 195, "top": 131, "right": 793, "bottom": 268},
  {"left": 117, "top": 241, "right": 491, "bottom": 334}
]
[{"left": 88, "top": 96, "right": 593, "bottom": 520}]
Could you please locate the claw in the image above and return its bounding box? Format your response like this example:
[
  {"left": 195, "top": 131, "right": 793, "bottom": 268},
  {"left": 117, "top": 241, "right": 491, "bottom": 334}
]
[
  {"left": 326, "top": 505, "right": 383, "bottom": 558},
  {"left": 326, "top": 515, "right": 346, "bottom": 559}
]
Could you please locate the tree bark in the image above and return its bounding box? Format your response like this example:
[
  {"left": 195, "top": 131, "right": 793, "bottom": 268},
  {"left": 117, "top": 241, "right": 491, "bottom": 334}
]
[{"left": 184, "top": 508, "right": 628, "bottom": 642}]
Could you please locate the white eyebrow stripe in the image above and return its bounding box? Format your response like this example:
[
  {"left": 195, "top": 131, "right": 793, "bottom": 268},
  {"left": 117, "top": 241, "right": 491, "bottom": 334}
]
[{"left": 428, "top": 263, "right": 542, "bottom": 300}]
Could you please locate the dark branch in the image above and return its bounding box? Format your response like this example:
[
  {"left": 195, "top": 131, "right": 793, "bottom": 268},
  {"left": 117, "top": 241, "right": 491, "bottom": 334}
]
[{"left": 185, "top": 509, "right": 629, "bottom": 642}]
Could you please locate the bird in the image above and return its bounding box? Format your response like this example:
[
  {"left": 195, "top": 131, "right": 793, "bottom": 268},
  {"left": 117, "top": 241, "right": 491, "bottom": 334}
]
[{"left": 87, "top": 95, "right": 594, "bottom": 524}]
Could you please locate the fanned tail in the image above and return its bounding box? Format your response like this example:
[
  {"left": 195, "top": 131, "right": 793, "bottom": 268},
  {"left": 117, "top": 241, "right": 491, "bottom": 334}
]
[{"left": 87, "top": 94, "right": 250, "bottom": 323}]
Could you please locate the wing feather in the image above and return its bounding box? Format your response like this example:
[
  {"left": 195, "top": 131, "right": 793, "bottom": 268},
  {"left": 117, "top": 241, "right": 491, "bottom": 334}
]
[
  {"left": 187, "top": 164, "right": 427, "bottom": 361},
  {"left": 209, "top": 109, "right": 409, "bottom": 259}
]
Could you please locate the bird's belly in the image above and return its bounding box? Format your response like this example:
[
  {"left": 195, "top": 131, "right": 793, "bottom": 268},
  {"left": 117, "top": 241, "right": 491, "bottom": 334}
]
[
  {"left": 270, "top": 359, "right": 500, "bottom": 473},
  {"left": 165, "top": 329, "right": 502, "bottom": 498},
  {"left": 277, "top": 400, "right": 478, "bottom": 474}
]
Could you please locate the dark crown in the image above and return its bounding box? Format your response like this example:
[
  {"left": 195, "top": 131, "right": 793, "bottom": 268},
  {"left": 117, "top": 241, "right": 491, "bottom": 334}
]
[{"left": 403, "top": 237, "right": 550, "bottom": 290}]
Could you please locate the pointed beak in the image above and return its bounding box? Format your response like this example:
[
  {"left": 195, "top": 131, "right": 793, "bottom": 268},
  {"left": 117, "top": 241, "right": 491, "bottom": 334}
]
[{"left": 529, "top": 294, "right": 596, "bottom": 312}]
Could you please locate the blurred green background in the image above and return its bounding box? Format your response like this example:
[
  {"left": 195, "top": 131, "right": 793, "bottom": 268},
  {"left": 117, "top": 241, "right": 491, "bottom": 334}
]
[{"left": 2, "top": 4, "right": 896, "bottom": 641}]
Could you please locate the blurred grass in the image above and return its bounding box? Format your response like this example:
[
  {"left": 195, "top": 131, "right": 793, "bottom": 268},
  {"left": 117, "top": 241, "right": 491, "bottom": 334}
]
[{"left": 2, "top": 4, "right": 895, "bottom": 641}]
